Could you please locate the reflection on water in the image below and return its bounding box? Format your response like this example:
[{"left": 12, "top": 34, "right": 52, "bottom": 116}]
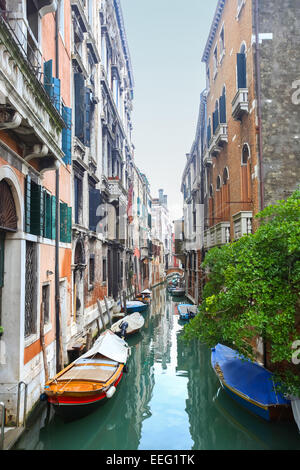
[{"left": 14, "top": 285, "right": 300, "bottom": 450}]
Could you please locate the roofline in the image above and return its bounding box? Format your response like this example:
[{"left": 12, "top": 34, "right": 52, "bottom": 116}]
[
  {"left": 113, "top": 0, "right": 135, "bottom": 91},
  {"left": 201, "top": 0, "right": 226, "bottom": 64}
]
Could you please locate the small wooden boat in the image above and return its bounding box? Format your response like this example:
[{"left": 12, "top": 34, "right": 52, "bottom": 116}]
[
  {"left": 44, "top": 330, "right": 130, "bottom": 421},
  {"left": 211, "top": 344, "right": 292, "bottom": 422},
  {"left": 110, "top": 312, "right": 145, "bottom": 337},
  {"left": 171, "top": 287, "right": 185, "bottom": 297},
  {"left": 177, "top": 303, "right": 198, "bottom": 321},
  {"left": 122, "top": 300, "right": 148, "bottom": 314},
  {"left": 136, "top": 289, "right": 152, "bottom": 305}
]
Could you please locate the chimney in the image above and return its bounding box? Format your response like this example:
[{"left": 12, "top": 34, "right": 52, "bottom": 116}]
[{"left": 159, "top": 189, "right": 164, "bottom": 204}]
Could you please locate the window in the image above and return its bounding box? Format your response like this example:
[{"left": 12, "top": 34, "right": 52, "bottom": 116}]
[
  {"left": 25, "top": 242, "right": 37, "bottom": 338},
  {"left": 216, "top": 175, "right": 221, "bottom": 190},
  {"left": 237, "top": 44, "right": 247, "bottom": 89},
  {"left": 42, "top": 284, "right": 50, "bottom": 325},
  {"left": 89, "top": 254, "right": 95, "bottom": 285},
  {"left": 219, "top": 25, "right": 225, "bottom": 59},
  {"left": 213, "top": 46, "right": 218, "bottom": 78},
  {"left": 74, "top": 175, "right": 83, "bottom": 225},
  {"left": 206, "top": 67, "right": 210, "bottom": 90},
  {"left": 219, "top": 86, "right": 227, "bottom": 124},
  {"left": 102, "top": 258, "right": 107, "bottom": 282}
]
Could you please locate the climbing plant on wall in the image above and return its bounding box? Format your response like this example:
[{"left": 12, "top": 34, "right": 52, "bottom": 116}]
[{"left": 183, "top": 189, "right": 300, "bottom": 394}]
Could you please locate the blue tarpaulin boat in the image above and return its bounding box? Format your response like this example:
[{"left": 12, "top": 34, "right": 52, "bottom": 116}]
[
  {"left": 211, "top": 344, "right": 292, "bottom": 422},
  {"left": 122, "top": 301, "right": 148, "bottom": 314},
  {"left": 177, "top": 304, "right": 198, "bottom": 321}
]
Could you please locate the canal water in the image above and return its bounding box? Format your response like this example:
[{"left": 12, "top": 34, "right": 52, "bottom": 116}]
[{"left": 14, "top": 285, "right": 300, "bottom": 450}]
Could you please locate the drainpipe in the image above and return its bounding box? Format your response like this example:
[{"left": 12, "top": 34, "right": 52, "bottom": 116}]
[
  {"left": 254, "top": 0, "right": 267, "bottom": 368},
  {"left": 55, "top": 8, "right": 62, "bottom": 373}
]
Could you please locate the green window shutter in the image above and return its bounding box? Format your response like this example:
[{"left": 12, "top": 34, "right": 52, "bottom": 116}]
[
  {"left": 51, "top": 195, "right": 56, "bottom": 240},
  {"left": 60, "top": 202, "right": 68, "bottom": 243},
  {"left": 67, "top": 207, "right": 72, "bottom": 243},
  {"left": 0, "top": 232, "right": 4, "bottom": 288},
  {"left": 25, "top": 175, "right": 31, "bottom": 233},
  {"left": 30, "top": 182, "right": 42, "bottom": 236},
  {"left": 44, "top": 193, "right": 52, "bottom": 239},
  {"left": 39, "top": 187, "right": 44, "bottom": 237}
]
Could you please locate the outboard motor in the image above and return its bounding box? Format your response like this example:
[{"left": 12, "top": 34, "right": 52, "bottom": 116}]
[{"left": 119, "top": 321, "right": 129, "bottom": 339}]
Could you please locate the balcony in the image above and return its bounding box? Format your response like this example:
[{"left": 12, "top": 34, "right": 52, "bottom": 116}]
[
  {"left": 233, "top": 211, "right": 253, "bottom": 239},
  {"left": 0, "top": 14, "right": 65, "bottom": 173},
  {"left": 232, "top": 88, "right": 249, "bottom": 121},
  {"left": 107, "top": 176, "right": 128, "bottom": 203},
  {"left": 204, "top": 221, "right": 230, "bottom": 249},
  {"left": 70, "top": 0, "right": 88, "bottom": 33},
  {"left": 203, "top": 147, "right": 212, "bottom": 166},
  {"left": 215, "top": 123, "right": 228, "bottom": 147}
]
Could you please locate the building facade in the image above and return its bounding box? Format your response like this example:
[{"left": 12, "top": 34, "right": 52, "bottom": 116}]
[
  {"left": 0, "top": 0, "right": 72, "bottom": 424},
  {"left": 182, "top": 0, "right": 300, "bottom": 314}
]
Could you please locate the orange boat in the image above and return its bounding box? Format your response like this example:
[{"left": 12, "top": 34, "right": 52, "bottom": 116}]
[{"left": 44, "top": 330, "right": 130, "bottom": 421}]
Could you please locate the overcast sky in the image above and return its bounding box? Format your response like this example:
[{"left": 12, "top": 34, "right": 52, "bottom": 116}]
[{"left": 120, "top": 0, "right": 219, "bottom": 221}]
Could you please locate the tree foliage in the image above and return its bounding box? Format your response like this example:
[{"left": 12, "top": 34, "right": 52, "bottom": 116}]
[{"left": 183, "top": 190, "right": 300, "bottom": 394}]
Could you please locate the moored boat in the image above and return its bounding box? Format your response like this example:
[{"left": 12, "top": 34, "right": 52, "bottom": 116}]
[
  {"left": 110, "top": 312, "right": 145, "bottom": 337},
  {"left": 122, "top": 300, "right": 148, "bottom": 313},
  {"left": 177, "top": 303, "right": 198, "bottom": 321},
  {"left": 211, "top": 344, "right": 292, "bottom": 422},
  {"left": 44, "top": 330, "right": 130, "bottom": 421},
  {"left": 171, "top": 287, "right": 185, "bottom": 297}
]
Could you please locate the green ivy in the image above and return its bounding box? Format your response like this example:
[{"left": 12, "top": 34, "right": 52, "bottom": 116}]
[{"left": 183, "top": 190, "right": 300, "bottom": 394}]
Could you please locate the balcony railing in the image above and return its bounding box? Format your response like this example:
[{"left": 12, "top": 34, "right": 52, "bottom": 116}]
[
  {"left": 233, "top": 211, "right": 253, "bottom": 239},
  {"left": 203, "top": 147, "right": 212, "bottom": 166},
  {"left": 232, "top": 88, "right": 249, "bottom": 120},
  {"left": 0, "top": 11, "right": 42, "bottom": 80},
  {"left": 204, "top": 221, "right": 230, "bottom": 249}
]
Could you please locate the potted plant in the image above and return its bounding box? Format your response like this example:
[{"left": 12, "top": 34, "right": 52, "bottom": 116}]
[{"left": 0, "top": 326, "right": 3, "bottom": 337}]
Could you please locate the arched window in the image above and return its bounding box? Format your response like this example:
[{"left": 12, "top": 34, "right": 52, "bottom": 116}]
[
  {"left": 216, "top": 175, "right": 221, "bottom": 190},
  {"left": 241, "top": 144, "right": 251, "bottom": 209},
  {"left": 0, "top": 180, "right": 18, "bottom": 232},
  {"left": 237, "top": 43, "right": 247, "bottom": 89},
  {"left": 213, "top": 101, "right": 219, "bottom": 134},
  {"left": 223, "top": 167, "right": 229, "bottom": 185},
  {"left": 219, "top": 86, "right": 227, "bottom": 124}
]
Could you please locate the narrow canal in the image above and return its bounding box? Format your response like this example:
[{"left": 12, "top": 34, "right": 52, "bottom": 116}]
[{"left": 14, "top": 285, "right": 300, "bottom": 450}]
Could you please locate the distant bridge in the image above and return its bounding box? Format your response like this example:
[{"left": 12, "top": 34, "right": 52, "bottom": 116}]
[{"left": 166, "top": 267, "right": 184, "bottom": 278}]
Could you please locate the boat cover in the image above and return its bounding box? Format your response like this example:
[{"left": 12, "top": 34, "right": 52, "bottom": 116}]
[
  {"left": 290, "top": 396, "right": 300, "bottom": 432},
  {"left": 211, "top": 344, "right": 290, "bottom": 406},
  {"left": 126, "top": 301, "right": 145, "bottom": 308},
  {"left": 79, "top": 330, "right": 129, "bottom": 364},
  {"left": 110, "top": 312, "right": 145, "bottom": 334},
  {"left": 141, "top": 289, "right": 151, "bottom": 295}
]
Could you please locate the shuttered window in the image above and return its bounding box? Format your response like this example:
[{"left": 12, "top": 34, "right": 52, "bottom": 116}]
[
  {"left": 43, "top": 59, "right": 61, "bottom": 112},
  {"left": 84, "top": 88, "right": 91, "bottom": 147},
  {"left": 237, "top": 53, "right": 247, "bottom": 89},
  {"left": 219, "top": 92, "right": 227, "bottom": 123},
  {"left": 60, "top": 202, "right": 72, "bottom": 243},
  {"left": 74, "top": 72, "right": 85, "bottom": 143},
  {"left": 89, "top": 187, "right": 102, "bottom": 232},
  {"left": 44, "top": 192, "right": 52, "bottom": 239},
  {"left": 25, "top": 177, "right": 58, "bottom": 240},
  {"left": 62, "top": 105, "right": 72, "bottom": 165}
]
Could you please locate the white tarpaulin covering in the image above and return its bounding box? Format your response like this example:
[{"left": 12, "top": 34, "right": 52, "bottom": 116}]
[
  {"left": 291, "top": 397, "right": 300, "bottom": 432},
  {"left": 110, "top": 312, "right": 145, "bottom": 335},
  {"left": 79, "top": 330, "right": 129, "bottom": 364}
]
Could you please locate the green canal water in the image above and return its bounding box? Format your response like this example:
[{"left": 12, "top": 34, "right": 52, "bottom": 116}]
[{"left": 14, "top": 285, "right": 300, "bottom": 450}]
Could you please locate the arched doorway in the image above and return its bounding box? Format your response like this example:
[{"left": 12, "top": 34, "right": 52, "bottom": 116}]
[{"left": 0, "top": 180, "right": 18, "bottom": 326}]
